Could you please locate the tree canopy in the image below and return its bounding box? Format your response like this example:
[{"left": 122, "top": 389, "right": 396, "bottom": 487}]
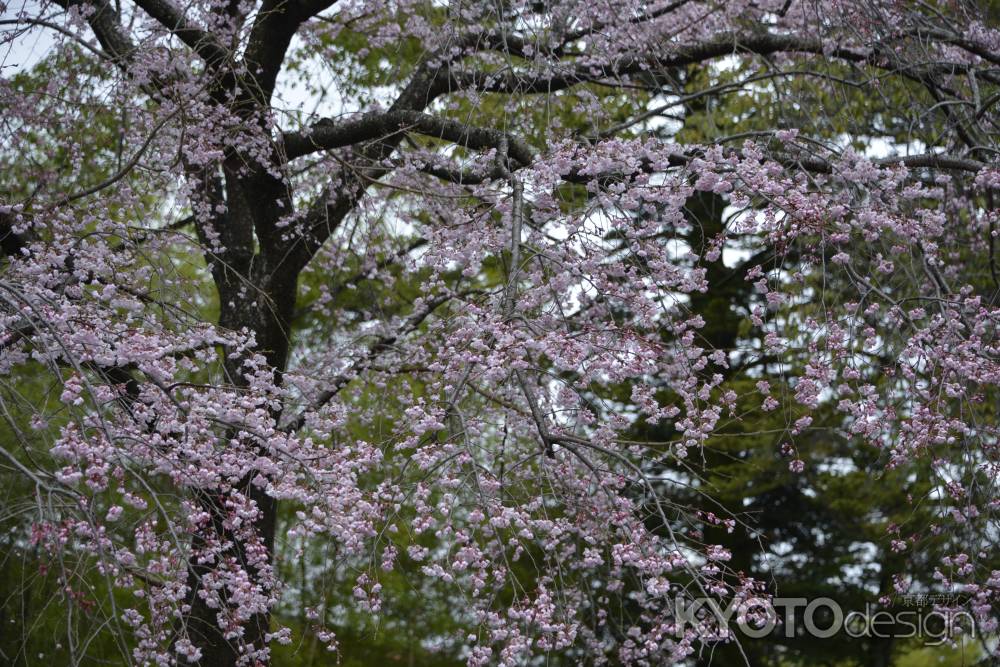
[{"left": 1, "top": 0, "right": 999, "bottom": 665}]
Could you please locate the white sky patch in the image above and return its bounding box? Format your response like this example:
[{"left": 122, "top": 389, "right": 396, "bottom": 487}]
[{"left": 2, "top": 1, "right": 56, "bottom": 73}]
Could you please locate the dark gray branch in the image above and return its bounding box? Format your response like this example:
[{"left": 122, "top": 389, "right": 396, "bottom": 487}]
[
  {"left": 132, "top": 0, "right": 230, "bottom": 67},
  {"left": 53, "top": 0, "right": 137, "bottom": 63},
  {"left": 443, "top": 32, "right": 871, "bottom": 96},
  {"left": 243, "top": 0, "right": 339, "bottom": 103},
  {"left": 283, "top": 110, "right": 536, "bottom": 165}
]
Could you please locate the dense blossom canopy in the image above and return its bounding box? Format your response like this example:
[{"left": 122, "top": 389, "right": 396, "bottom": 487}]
[{"left": 1, "top": 0, "right": 999, "bottom": 665}]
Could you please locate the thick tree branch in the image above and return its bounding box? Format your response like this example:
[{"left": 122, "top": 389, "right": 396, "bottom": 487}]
[
  {"left": 281, "top": 74, "right": 532, "bottom": 271},
  {"left": 52, "top": 0, "right": 136, "bottom": 63},
  {"left": 132, "top": 0, "right": 229, "bottom": 67},
  {"left": 243, "top": 0, "right": 339, "bottom": 103},
  {"left": 283, "top": 110, "right": 536, "bottom": 165},
  {"left": 444, "top": 32, "right": 870, "bottom": 96}
]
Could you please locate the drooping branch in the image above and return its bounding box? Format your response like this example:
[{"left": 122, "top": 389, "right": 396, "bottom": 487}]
[
  {"left": 283, "top": 292, "right": 463, "bottom": 434},
  {"left": 0, "top": 16, "right": 111, "bottom": 60}
]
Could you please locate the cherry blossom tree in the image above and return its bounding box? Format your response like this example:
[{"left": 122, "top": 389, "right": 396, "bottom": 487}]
[{"left": 1, "top": 0, "right": 999, "bottom": 665}]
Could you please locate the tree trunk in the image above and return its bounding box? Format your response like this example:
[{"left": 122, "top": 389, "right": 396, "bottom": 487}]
[
  {"left": 183, "top": 485, "right": 278, "bottom": 665},
  {"left": 182, "top": 172, "right": 299, "bottom": 664}
]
